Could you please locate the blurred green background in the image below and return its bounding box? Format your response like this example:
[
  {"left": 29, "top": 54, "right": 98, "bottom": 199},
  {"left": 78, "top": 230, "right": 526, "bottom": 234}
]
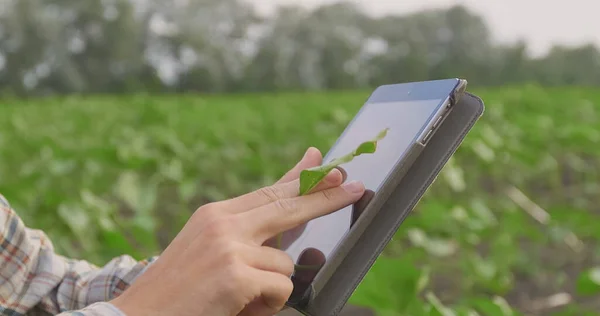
[{"left": 1, "top": 1, "right": 599, "bottom": 315}]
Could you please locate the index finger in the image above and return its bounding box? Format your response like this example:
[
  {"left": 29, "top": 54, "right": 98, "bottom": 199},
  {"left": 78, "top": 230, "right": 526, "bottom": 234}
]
[
  {"left": 221, "top": 167, "right": 344, "bottom": 214},
  {"left": 243, "top": 180, "right": 366, "bottom": 243}
]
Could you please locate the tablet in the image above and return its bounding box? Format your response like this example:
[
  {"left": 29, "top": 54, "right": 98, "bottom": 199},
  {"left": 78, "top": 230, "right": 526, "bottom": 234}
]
[{"left": 280, "top": 80, "right": 484, "bottom": 315}]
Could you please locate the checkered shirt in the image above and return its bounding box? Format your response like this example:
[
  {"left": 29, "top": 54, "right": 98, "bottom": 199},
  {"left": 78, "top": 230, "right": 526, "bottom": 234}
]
[{"left": 0, "top": 194, "right": 157, "bottom": 315}]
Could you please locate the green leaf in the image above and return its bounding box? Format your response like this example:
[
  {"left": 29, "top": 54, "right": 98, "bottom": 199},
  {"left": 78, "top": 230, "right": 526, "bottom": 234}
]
[
  {"left": 298, "top": 128, "right": 389, "bottom": 196},
  {"left": 354, "top": 141, "right": 377, "bottom": 155},
  {"left": 425, "top": 292, "right": 457, "bottom": 316},
  {"left": 298, "top": 168, "right": 330, "bottom": 196},
  {"left": 350, "top": 257, "right": 426, "bottom": 313},
  {"left": 354, "top": 128, "right": 388, "bottom": 155},
  {"left": 576, "top": 267, "right": 600, "bottom": 296},
  {"left": 469, "top": 296, "right": 515, "bottom": 316}
]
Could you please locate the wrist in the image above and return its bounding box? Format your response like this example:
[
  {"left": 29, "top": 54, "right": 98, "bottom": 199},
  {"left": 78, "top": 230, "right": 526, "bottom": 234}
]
[
  {"left": 76, "top": 302, "right": 129, "bottom": 316},
  {"left": 101, "top": 303, "right": 129, "bottom": 316},
  {"left": 110, "top": 295, "right": 148, "bottom": 316}
]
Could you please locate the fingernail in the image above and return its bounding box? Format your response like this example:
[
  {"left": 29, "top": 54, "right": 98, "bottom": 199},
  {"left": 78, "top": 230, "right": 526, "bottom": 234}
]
[{"left": 342, "top": 181, "right": 365, "bottom": 194}]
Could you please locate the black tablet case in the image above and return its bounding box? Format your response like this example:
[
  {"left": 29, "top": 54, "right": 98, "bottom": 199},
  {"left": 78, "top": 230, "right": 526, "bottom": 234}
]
[{"left": 288, "top": 92, "right": 485, "bottom": 316}]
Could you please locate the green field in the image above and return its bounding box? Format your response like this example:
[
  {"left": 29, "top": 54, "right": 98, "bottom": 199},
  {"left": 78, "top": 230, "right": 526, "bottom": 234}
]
[{"left": 1, "top": 85, "right": 599, "bottom": 315}]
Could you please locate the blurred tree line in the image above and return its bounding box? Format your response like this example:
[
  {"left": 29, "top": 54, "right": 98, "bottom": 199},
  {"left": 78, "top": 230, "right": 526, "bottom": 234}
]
[{"left": 1, "top": 0, "right": 599, "bottom": 96}]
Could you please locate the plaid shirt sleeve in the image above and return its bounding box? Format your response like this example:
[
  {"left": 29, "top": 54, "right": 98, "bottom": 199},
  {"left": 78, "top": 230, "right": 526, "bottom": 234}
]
[{"left": 0, "top": 193, "right": 158, "bottom": 316}]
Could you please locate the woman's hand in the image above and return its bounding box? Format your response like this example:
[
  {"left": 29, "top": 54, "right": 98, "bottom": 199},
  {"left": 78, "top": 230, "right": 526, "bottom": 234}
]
[{"left": 111, "top": 147, "right": 365, "bottom": 316}]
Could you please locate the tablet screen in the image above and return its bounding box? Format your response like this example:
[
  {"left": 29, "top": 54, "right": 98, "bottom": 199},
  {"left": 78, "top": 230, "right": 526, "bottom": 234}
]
[{"left": 281, "top": 98, "right": 446, "bottom": 296}]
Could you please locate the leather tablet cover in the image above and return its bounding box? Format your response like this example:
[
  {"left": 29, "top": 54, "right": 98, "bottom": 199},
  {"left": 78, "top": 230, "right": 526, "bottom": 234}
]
[{"left": 294, "top": 92, "right": 485, "bottom": 315}]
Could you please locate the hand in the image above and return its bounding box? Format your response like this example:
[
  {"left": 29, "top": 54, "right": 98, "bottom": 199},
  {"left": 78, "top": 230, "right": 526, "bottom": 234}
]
[{"left": 111, "top": 147, "right": 366, "bottom": 316}]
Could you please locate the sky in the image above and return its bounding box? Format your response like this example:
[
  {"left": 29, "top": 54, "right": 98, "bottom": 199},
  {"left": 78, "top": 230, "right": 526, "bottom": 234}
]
[{"left": 250, "top": 0, "right": 599, "bottom": 57}]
